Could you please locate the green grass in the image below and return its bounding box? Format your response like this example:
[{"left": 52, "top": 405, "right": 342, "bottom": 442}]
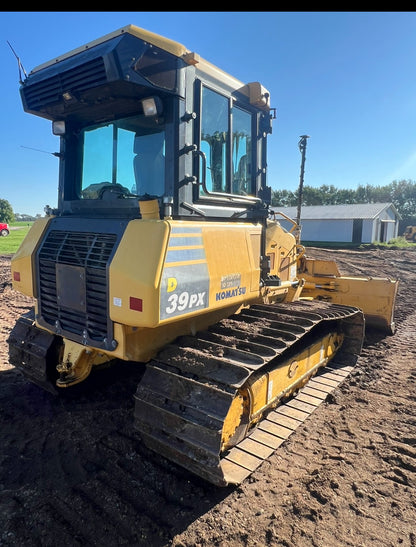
[
  {"left": 0, "top": 223, "right": 32, "bottom": 255},
  {"left": 358, "top": 236, "right": 416, "bottom": 249},
  {"left": 301, "top": 236, "right": 416, "bottom": 249}
]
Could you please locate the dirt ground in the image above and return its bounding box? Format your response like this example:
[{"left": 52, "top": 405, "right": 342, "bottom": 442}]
[{"left": 0, "top": 247, "right": 415, "bottom": 547}]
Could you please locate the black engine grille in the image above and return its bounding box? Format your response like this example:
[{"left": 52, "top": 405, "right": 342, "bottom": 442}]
[
  {"left": 37, "top": 230, "right": 117, "bottom": 347},
  {"left": 23, "top": 58, "right": 107, "bottom": 111}
]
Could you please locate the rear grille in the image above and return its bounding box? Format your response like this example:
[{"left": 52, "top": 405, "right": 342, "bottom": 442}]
[
  {"left": 38, "top": 230, "right": 117, "bottom": 345},
  {"left": 23, "top": 58, "right": 107, "bottom": 110}
]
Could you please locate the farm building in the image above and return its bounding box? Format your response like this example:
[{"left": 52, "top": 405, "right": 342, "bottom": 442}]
[{"left": 273, "top": 202, "right": 401, "bottom": 244}]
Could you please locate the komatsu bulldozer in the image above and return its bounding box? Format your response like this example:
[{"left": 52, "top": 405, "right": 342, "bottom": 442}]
[
  {"left": 8, "top": 25, "right": 398, "bottom": 486},
  {"left": 403, "top": 225, "right": 416, "bottom": 242}
]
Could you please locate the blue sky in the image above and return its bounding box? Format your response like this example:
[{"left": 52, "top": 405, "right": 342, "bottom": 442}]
[{"left": 1, "top": 11, "right": 416, "bottom": 216}]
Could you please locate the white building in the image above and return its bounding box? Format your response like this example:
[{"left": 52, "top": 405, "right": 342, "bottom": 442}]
[{"left": 274, "top": 202, "right": 401, "bottom": 244}]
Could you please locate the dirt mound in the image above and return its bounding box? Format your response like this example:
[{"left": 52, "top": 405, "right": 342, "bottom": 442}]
[{"left": 0, "top": 247, "right": 415, "bottom": 547}]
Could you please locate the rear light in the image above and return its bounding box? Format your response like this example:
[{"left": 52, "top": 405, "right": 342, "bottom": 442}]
[
  {"left": 129, "top": 297, "right": 143, "bottom": 312},
  {"left": 13, "top": 271, "right": 21, "bottom": 281}
]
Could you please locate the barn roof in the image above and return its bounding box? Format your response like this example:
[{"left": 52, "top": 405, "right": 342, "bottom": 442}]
[{"left": 273, "top": 202, "right": 401, "bottom": 220}]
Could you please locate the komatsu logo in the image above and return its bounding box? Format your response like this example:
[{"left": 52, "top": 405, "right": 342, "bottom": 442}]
[{"left": 216, "top": 286, "right": 246, "bottom": 301}]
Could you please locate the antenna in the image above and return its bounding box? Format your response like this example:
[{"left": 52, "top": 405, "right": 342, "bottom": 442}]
[
  {"left": 21, "top": 146, "right": 61, "bottom": 158},
  {"left": 7, "top": 40, "right": 28, "bottom": 84}
]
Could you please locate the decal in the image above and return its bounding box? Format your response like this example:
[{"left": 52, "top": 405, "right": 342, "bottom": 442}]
[
  {"left": 167, "top": 277, "right": 177, "bottom": 292},
  {"left": 165, "top": 247, "right": 205, "bottom": 263},
  {"left": 165, "top": 290, "right": 206, "bottom": 315},
  {"left": 160, "top": 225, "right": 209, "bottom": 320},
  {"left": 161, "top": 263, "right": 209, "bottom": 319},
  {"left": 113, "top": 297, "right": 122, "bottom": 307},
  {"left": 221, "top": 273, "right": 241, "bottom": 289},
  {"left": 215, "top": 286, "right": 246, "bottom": 301},
  {"left": 290, "top": 264, "right": 297, "bottom": 280},
  {"left": 267, "top": 380, "right": 273, "bottom": 403}
]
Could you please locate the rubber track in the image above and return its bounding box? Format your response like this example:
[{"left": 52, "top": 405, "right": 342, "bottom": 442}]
[{"left": 133, "top": 300, "right": 364, "bottom": 486}]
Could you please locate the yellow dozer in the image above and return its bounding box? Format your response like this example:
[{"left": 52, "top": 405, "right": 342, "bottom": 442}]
[
  {"left": 8, "top": 25, "right": 398, "bottom": 486},
  {"left": 403, "top": 225, "right": 416, "bottom": 242}
]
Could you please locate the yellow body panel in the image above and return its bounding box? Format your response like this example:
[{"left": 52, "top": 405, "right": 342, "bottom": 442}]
[
  {"left": 109, "top": 219, "right": 170, "bottom": 327},
  {"left": 200, "top": 222, "right": 261, "bottom": 295},
  {"left": 265, "top": 219, "right": 298, "bottom": 282},
  {"left": 11, "top": 217, "right": 52, "bottom": 297},
  {"left": 109, "top": 219, "right": 262, "bottom": 330},
  {"left": 403, "top": 226, "right": 416, "bottom": 241}
]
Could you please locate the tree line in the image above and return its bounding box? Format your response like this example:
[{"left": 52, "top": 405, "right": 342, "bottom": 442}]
[
  {"left": 272, "top": 179, "right": 416, "bottom": 232},
  {"left": 0, "top": 199, "right": 41, "bottom": 224}
]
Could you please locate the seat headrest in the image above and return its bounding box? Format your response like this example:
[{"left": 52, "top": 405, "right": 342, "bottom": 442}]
[{"left": 134, "top": 132, "right": 165, "bottom": 155}]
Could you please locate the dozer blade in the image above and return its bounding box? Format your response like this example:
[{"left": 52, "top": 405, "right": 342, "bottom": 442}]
[
  {"left": 299, "top": 258, "right": 398, "bottom": 334},
  {"left": 134, "top": 301, "right": 364, "bottom": 486}
]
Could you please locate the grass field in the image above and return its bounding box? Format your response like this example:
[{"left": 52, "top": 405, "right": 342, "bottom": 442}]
[{"left": 0, "top": 223, "right": 32, "bottom": 255}]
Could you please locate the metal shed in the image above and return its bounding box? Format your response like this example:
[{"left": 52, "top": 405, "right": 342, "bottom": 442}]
[{"left": 274, "top": 202, "right": 401, "bottom": 244}]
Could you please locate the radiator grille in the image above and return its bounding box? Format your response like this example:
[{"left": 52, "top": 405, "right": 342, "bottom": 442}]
[{"left": 38, "top": 230, "right": 117, "bottom": 344}]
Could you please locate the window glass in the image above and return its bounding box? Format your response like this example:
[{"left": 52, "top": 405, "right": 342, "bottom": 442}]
[
  {"left": 232, "top": 107, "right": 252, "bottom": 195},
  {"left": 132, "top": 131, "right": 165, "bottom": 196},
  {"left": 133, "top": 45, "right": 178, "bottom": 91},
  {"left": 82, "top": 125, "right": 114, "bottom": 186},
  {"left": 200, "top": 87, "right": 229, "bottom": 193},
  {"left": 79, "top": 117, "right": 165, "bottom": 200},
  {"left": 200, "top": 86, "right": 253, "bottom": 197}
]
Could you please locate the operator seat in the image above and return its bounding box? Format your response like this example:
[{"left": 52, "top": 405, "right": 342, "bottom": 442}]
[{"left": 133, "top": 132, "right": 165, "bottom": 196}]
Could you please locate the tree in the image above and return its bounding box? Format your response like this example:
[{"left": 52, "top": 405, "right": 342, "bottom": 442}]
[
  {"left": 0, "top": 199, "right": 14, "bottom": 224},
  {"left": 271, "top": 189, "right": 297, "bottom": 207},
  {"left": 271, "top": 180, "right": 416, "bottom": 221},
  {"left": 390, "top": 179, "right": 416, "bottom": 218}
]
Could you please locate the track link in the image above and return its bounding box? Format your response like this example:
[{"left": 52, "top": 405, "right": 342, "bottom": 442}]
[{"left": 133, "top": 300, "right": 364, "bottom": 486}]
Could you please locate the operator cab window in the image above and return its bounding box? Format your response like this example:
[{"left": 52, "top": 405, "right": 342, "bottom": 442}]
[
  {"left": 232, "top": 107, "right": 252, "bottom": 195},
  {"left": 133, "top": 131, "right": 165, "bottom": 196},
  {"left": 79, "top": 117, "right": 166, "bottom": 201},
  {"left": 200, "top": 86, "right": 253, "bottom": 197}
]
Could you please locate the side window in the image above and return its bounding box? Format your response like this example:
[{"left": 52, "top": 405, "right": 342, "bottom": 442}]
[
  {"left": 232, "top": 107, "right": 252, "bottom": 196},
  {"left": 199, "top": 86, "right": 253, "bottom": 197},
  {"left": 200, "top": 87, "right": 229, "bottom": 193},
  {"left": 133, "top": 131, "right": 165, "bottom": 196}
]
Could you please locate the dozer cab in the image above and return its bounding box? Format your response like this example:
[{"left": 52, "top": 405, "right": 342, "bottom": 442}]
[{"left": 8, "top": 25, "right": 398, "bottom": 486}]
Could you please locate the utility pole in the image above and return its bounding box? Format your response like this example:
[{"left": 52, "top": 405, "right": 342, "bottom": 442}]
[{"left": 296, "top": 135, "right": 310, "bottom": 232}]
